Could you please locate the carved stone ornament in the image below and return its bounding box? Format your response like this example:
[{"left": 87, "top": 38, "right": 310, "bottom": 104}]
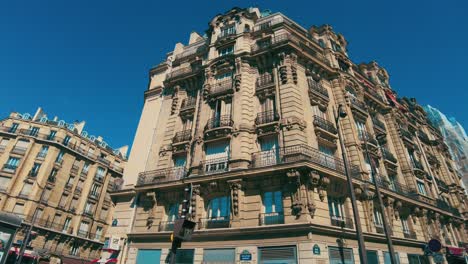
[
  {"left": 234, "top": 74, "right": 242, "bottom": 91},
  {"left": 309, "top": 170, "right": 321, "bottom": 187},
  {"left": 229, "top": 180, "right": 242, "bottom": 216},
  {"left": 307, "top": 203, "right": 316, "bottom": 218}
]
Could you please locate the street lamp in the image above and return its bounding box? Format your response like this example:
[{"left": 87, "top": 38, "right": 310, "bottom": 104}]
[
  {"left": 334, "top": 104, "right": 368, "bottom": 264},
  {"left": 363, "top": 132, "right": 397, "bottom": 264},
  {"left": 16, "top": 180, "right": 47, "bottom": 264}
]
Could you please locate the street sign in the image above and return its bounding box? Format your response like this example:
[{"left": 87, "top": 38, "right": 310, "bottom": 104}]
[
  {"left": 313, "top": 244, "right": 321, "bottom": 255},
  {"left": 428, "top": 239, "right": 442, "bottom": 252},
  {"left": 240, "top": 250, "right": 252, "bottom": 261}
]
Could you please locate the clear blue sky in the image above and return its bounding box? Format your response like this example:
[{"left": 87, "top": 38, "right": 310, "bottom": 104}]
[{"left": 1, "top": 0, "right": 466, "bottom": 150}]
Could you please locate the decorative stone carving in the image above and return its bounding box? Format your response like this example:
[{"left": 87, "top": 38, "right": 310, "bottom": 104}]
[
  {"left": 146, "top": 191, "right": 157, "bottom": 227},
  {"left": 159, "top": 145, "right": 172, "bottom": 156},
  {"left": 307, "top": 203, "right": 316, "bottom": 218},
  {"left": 228, "top": 180, "right": 242, "bottom": 216},
  {"left": 394, "top": 200, "right": 402, "bottom": 219},
  {"left": 234, "top": 74, "right": 242, "bottom": 91},
  {"left": 287, "top": 170, "right": 303, "bottom": 217},
  {"left": 309, "top": 170, "right": 320, "bottom": 187}
]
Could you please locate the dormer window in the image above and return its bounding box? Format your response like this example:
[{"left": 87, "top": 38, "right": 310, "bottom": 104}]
[
  {"left": 318, "top": 39, "right": 326, "bottom": 48},
  {"left": 218, "top": 45, "right": 234, "bottom": 57}
]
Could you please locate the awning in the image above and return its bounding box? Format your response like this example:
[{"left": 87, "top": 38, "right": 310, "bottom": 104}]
[
  {"left": 446, "top": 246, "right": 465, "bottom": 256},
  {"left": 90, "top": 258, "right": 118, "bottom": 263},
  {"left": 384, "top": 90, "right": 406, "bottom": 111},
  {"left": 8, "top": 247, "right": 39, "bottom": 259}
]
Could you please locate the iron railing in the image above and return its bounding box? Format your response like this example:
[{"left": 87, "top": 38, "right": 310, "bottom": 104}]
[
  {"left": 173, "top": 130, "right": 192, "bottom": 143},
  {"left": 255, "top": 110, "right": 279, "bottom": 125},
  {"left": 259, "top": 212, "right": 284, "bottom": 225},
  {"left": 200, "top": 217, "right": 230, "bottom": 229},
  {"left": 137, "top": 167, "right": 187, "bottom": 186},
  {"left": 365, "top": 87, "right": 385, "bottom": 102},
  {"left": 256, "top": 74, "right": 275, "bottom": 90},
  {"left": 205, "top": 115, "right": 234, "bottom": 130},
  {"left": 218, "top": 30, "right": 236, "bottom": 40},
  {"left": 313, "top": 115, "right": 337, "bottom": 134},
  {"left": 210, "top": 79, "right": 234, "bottom": 96},
  {"left": 250, "top": 145, "right": 345, "bottom": 173},
  {"left": 412, "top": 160, "right": 424, "bottom": 171},
  {"left": 330, "top": 216, "right": 354, "bottom": 229},
  {"left": 159, "top": 221, "right": 175, "bottom": 232},
  {"left": 180, "top": 97, "right": 197, "bottom": 111},
  {"left": 349, "top": 97, "right": 367, "bottom": 112},
  {"left": 202, "top": 157, "right": 229, "bottom": 175},
  {"left": 308, "top": 79, "right": 328, "bottom": 99}
]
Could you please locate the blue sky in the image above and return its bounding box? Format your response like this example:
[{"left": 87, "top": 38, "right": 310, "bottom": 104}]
[{"left": 1, "top": 0, "right": 466, "bottom": 151}]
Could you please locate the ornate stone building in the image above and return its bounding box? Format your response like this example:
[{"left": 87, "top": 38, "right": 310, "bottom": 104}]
[
  {"left": 108, "top": 7, "right": 467, "bottom": 264},
  {"left": 0, "top": 108, "right": 126, "bottom": 262}
]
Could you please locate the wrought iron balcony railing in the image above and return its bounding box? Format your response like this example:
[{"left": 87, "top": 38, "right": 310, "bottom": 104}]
[
  {"left": 210, "top": 79, "right": 234, "bottom": 96},
  {"left": 308, "top": 79, "right": 329, "bottom": 99},
  {"left": 381, "top": 148, "right": 397, "bottom": 164},
  {"left": 375, "top": 224, "right": 384, "bottom": 234},
  {"left": 364, "top": 87, "right": 385, "bottom": 102},
  {"left": 256, "top": 74, "right": 275, "bottom": 90},
  {"left": 358, "top": 131, "right": 378, "bottom": 146},
  {"left": 313, "top": 115, "right": 337, "bottom": 134},
  {"left": 202, "top": 157, "right": 229, "bottom": 175},
  {"left": 250, "top": 145, "right": 345, "bottom": 174},
  {"left": 205, "top": 115, "right": 233, "bottom": 130},
  {"left": 199, "top": 217, "right": 230, "bottom": 229},
  {"left": 159, "top": 221, "right": 175, "bottom": 232},
  {"left": 412, "top": 160, "right": 424, "bottom": 171},
  {"left": 218, "top": 30, "right": 236, "bottom": 40},
  {"left": 255, "top": 110, "right": 279, "bottom": 125},
  {"left": 330, "top": 216, "right": 354, "bottom": 229},
  {"left": 349, "top": 97, "right": 367, "bottom": 112},
  {"left": 400, "top": 128, "right": 413, "bottom": 140},
  {"left": 259, "top": 212, "right": 284, "bottom": 226},
  {"left": 180, "top": 97, "right": 197, "bottom": 111},
  {"left": 173, "top": 130, "right": 192, "bottom": 144},
  {"left": 137, "top": 167, "right": 187, "bottom": 186}
]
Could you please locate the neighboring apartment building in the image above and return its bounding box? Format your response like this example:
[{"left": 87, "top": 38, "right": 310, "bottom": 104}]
[
  {"left": 0, "top": 107, "right": 127, "bottom": 263},
  {"left": 424, "top": 105, "right": 468, "bottom": 192},
  {"left": 108, "top": 7, "right": 467, "bottom": 264}
]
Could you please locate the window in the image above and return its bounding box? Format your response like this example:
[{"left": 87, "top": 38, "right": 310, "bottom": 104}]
[
  {"left": 136, "top": 249, "right": 162, "bottom": 263},
  {"left": 63, "top": 135, "right": 71, "bottom": 146},
  {"left": 0, "top": 176, "right": 11, "bottom": 190},
  {"left": 220, "top": 25, "right": 236, "bottom": 37},
  {"left": 90, "top": 183, "right": 100, "bottom": 196},
  {"left": 20, "top": 183, "right": 33, "bottom": 197},
  {"left": 95, "top": 226, "right": 103, "bottom": 240},
  {"left": 35, "top": 208, "right": 43, "bottom": 220},
  {"left": 70, "top": 197, "right": 78, "bottom": 210},
  {"left": 355, "top": 120, "right": 367, "bottom": 138},
  {"left": 52, "top": 214, "right": 61, "bottom": 226},
  {"left": 62, "top": 217, "right": 72, "bottom": 232},
  {"left": 417, "top": 181, "right": 427, "bottom": 196},
  {"left": 9, "top": 123, "right": 19, "bottom": 133},
  {"left": 38, "top": 146, "right": 49, "bottom": 158},
  {"left": 167, "top": 203, "right": 179, "bottom": 222},
  {"left": 263, "top": 191, "right": 284, "bottom": 225},
  {"left": 56, "top": 150, "right": 65, "bottom": 163},
  {"left": 203, "top": 248, "right": 235, "bottom": 264},
  {"left": 366, "top": 250, "right": 379, "bottom": 264},
  {"left": 69, "top": 242, "right": 79, "bottom": 256},
  {"left": 4, "top": 157, "right": 20, "bottom": 172},
  {"left": 329, "top": 247, "right": 353, "bottom": 264},
  {"left": 218, "top": 45, "right": 234, "bottom": 56},
  {"left": 29, "top": 127, "right": 39, "bottom": 136},
  {"left": 408, "top": 254, "right": 430, "bottom": 264},
  {"left": 373, "top": 207, "right": 384, "bottom": 229},
  {"left": 258, "top": 136, "right": 279, "bottom": 166},
  {"left": 96, "top": 167, "right": 105, "bottom": 178},
  {"left": 82, "top": 162, "right": 90, "bottom": 174},
  {"left": 59, "top": 194, "right": 68, "bottom": 208},
  {"left": 66, "top": 176, "right": 75, "bottom": 186},
  {"left": 79, "top": 221, "right": 89, "bottom": 233},
  {"left": 13, "top": 139, "right": 29, "bottom": 153},
  {"left": 41, "top": 188, "right": 51, "bottom": 202},
  {"left": 208, "top": 196, "right": 230, "bottom": 219},
  {"left": 0, "top": 138, "right": 9, "bottom": 149},
  {"left": 318, "top": 39, "right": 326, "bottom": 48},
  {"left": 260, "top": 246, "right": 297, "bottom": 264},
  {"left": 205, "top": 141, "right": 229, "bottom": 174},
  {"left": 30, "top": 163, "right": 41, "bottom": 176},
  {"left": 319, "top": 145, "right": 337, "bottom": 170},
  {"left": 312, "top": 105, "right": 327, "bottom": 120},
  {"left": 84, "top": 201, "right": 94, "bottom": 214},
  {"left": 210, "top": 100, "right": 232, "bottom": 127},
  {"left": 12, "top": 203, "right": 24, "bottom": 216},
  {"left": 383, "top": 252, "right": 400, "bottom": 264},
  {"left": 173, "top": 156, "right": 186, "bottom": 179},
  {"left": 47, "top": 130, "right": 57, "bottom": 140},
  {"left": 260, "top": 96, "right": 276, "bottom": 116},
  {"left": 401, "top": 218, "right": 410, "bottom": 234},
  {"left": 49, "top": 168, "right": 58, "bottom": 181},
  {"left": 388, "top": 175, "right": 397, "bottom": 191},
  {"left": 328, "top": 197, "right": 345, "bottom": 219}
]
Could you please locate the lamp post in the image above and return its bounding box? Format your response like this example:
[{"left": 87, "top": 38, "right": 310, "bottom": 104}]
[
  {"left": 334, "top": 104, "right": 368, "bottom": 264},
  {"left": 363, "top": 132, "right": 397, "bottom": 264},
  {"left": 16, "top": 181, "right": 47, "bottom": 264}
]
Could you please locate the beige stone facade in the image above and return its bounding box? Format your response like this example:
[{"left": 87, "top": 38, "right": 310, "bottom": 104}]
[
  {"left": 109, "top": 7, "right": 467, "bottom": 264},
  {"left": 0, "top": 108, "right": 126, "bottom": 262}
]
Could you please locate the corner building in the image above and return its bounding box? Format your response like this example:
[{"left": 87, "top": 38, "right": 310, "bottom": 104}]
[
  {"left": 110, "top": 7, "right": 467, "bottom": 264},
  {"left": 0, "top": 108, "right": 127, "bottom": 263}
]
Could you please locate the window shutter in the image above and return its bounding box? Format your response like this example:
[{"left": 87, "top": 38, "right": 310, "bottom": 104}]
[
  {"left": 259, "top": 246, "right": 297, "bottom": 263},
  {"left": 203, "top": 248, "right": 235, "bottom": 263},
  {"left": 329, "top": 247, "right": 354, "bottom": 264}
]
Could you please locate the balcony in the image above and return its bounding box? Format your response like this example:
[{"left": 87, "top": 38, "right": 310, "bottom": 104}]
[
  {"left": 358, "top": 131, "right": 378, "bottom": 148},
  {"left": 202, "top": 157, "right": 229, "bottom": 175},
  {"left": 206, "top": 79, "right": 234, "bottom": 99},
  {"left": 313, "top": 115, "right": 337, "bottom": 136},
  {"left": 180, "top": 97, "right": 197, "bottom": 113},
  {"left": 308, "top": 79, "right": 329, "bottom": 102},
  {"left": 253, "top": 16, "right": 285, "bottom": 32},
  {"left": 372, "top": 117, "right": 386, "bottom": 133},
  {"left": 435, "top": 178, "right": 449, "bottom": 192},
  {"left": 2, "top": 164, "right": 17, "bottom": 173},
  {"left": 217, "top": 30, "right": 236, "bottom": 42},
  {"left": 259, "top": 212, "right": 284, "bottom": 226},
  {"left": 199, "top": 217, "right": 230, "bottom": 229},
  {"left": 77, "top": 230, "right": 89, "bottom": 238},
  {"left": 98, "top": 156, "right": 111, "bottom": 166},
  {"left": 11, "top": 146, "right": 27, "bottom": 155},
  {"left": 71, "top": 164, "right": 79, "bottom": 175},
  {"left": 364, "top": 87, "right": 385, "bottom": 103},
  {"left": 173, "top": 130, "right": 192, "bottom": 144},
  {"left": 399, "top": 128, "right": 413, "bottom": 142},
  {"left": 330, "top": 216, "right": 354, "bottom": 229},
  {"left": 255, "top": 110, "right": 280, "bottom": 126},
  {"left": 375, "top": 224, "right": 384, "bottom": 234},
  {"left": 381, "top": 148, "right": 397, "bottom": 164},
  {"left": 256, "top": 74, "right": 275, "bottom": 93},
  {"left": 204, "top": 115, "right": 234, "bottom": 139},
  {"left": 250, "top": 144, "right": 345, "bottom": 174},
  {"left": 166, "top": 65, "right": 201, "bottom": 80},
  {"left": 403, "top": 231, "right": 417, "bottom": 239},
  {"left": 349, "top": 97, "right": 368, "bottom": 115},
  {"left": 137, "top": 167, "right": 187, "bottom": 186},
  {"left": 89, "top": 191, "right": 100, "bottom": 200},
  {"left": 83, "top": 210, "right": 94, "bottom": 218},
  {"left": 159, "top": 221, "right": 175, "bottom": 232},
  {"left": 412, "top": 160, "right": 426, "bottom": 176},
  {"left": 94, "top": 174, "right": 105, "bottom": 183}
]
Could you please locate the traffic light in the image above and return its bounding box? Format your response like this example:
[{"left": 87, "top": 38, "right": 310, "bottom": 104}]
[{"left": 181, "top": 185, "right": 191, "bottom": 219}]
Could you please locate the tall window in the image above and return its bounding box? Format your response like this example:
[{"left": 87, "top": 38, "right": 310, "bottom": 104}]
[
  {"left": 366, "top": 250, "right": 379, "bottom": 264},
  {"left": 205, "top": 141, "right": 229, "bottom": 174},
  {"left": 401, "top": 218, "right": 410, "bottom": 235},
  {"left": 329, "top": 247, "right": 353, "bottom": 264},
  {"left": 220, "top": 25, "right": 236, "bottom": 37},
  {"left": 355, "top": 120, "right": 367, "bottom": 138},
  {"left": 47, "top": 130, "right": 57, "bottom": 140},
  {"left": 260, "top": 96, "right": 276, "bottom": 115},
  {"left": 328, "top": 197, "right": 345, "bottom": 220},
  {"left": 84, "top": 201, "right": 94, "bottom": 214},
  {"left": 263, "top": 191, "right": 284, "bottom": 225},
  {"left": 384, "top": 252, "right": 400, "bottom": 264},
  {"left": 416, "top": 181, "right": 427, "bottom": 196},
  {"left": 90, "top": 183, "right": 100, "bottom": 197},
  {"left": 63, "top": 135, "right": 71, "bottom": 146},
  {"left": 59, "top": 194, "right": 68, "bottom": 208},
  {"left": 211, "top": 99, "right": 232, "bottom": 125},
  {"left": 173, "top": 156, "right": 186, "bottom": 180},
  {"left": 29, "top": 126, "right": 39, "bottom": 136},
  {"left": 207, "top": 196, "right": 230, "bottom": 219},
  {"left": 312, "top": 105, "right": 327, "bottom": 120},
  {"left": 12, "top": 203, "right": 25, "bottom": 216},
  {"left": 4, "top": 157, "right": 20, "bottom": 172},
  {"left": 167, "top": 203, "right": 179, "bottom": 222},
  {"left": 258, "top": 136, "right": 279, "bottom": 166},
  {"left": 56, "top": 150, "right": 65, "bottom": 163},
  {"left": 373, "top": 207, "right": 384, "bottom": 230},
  {"left": 203, "top": 249, "right": 235, "bottom": 264},
  {"left": 30, "top": 163, "right": 41, "bottom": 176},
  {"left": 69, "top": 242, "right": 79, "bottom": 256},
  {"left": 38, "top": 146, "right": 49, "bottom": 158},
  {"left": 96, "top": 167, "right": 105, "bottom": 179},
  {"left": 95, "top": 226, "right": 103, "bottom": 240},
  {"left": 319, "top": 145, "right": 337, "bottom": 170},
  {"left": 388, "top": 175, "right": 397, "bottom": 191},
  {"left": 9, "top": 123, "right": 19, "bottom": 133},
  {"left": 408, "top": 254, "right": 430, "bottom": 264},
  {"left": 82, "top": 162, "right": 90, "bottom": 174},
  {"left": 49, "top": 168, "right": 58, "bottom": 181},
  {"left": 218, "top": 45, "right": 234, "bottom": 57},
  {"left": 0, "top": 138, "right": 9, "bottom": 150}
]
